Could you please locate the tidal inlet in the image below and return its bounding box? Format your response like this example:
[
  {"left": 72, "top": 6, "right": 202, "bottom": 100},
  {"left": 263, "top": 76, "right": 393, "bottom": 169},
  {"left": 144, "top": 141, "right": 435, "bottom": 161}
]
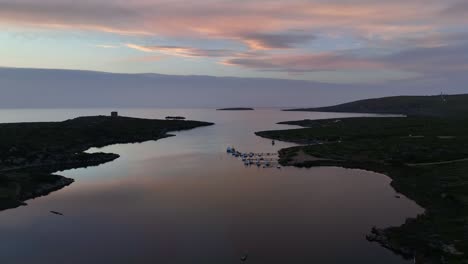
[{"left": 1, "top": 1, "right": 467, "bottom": 263}]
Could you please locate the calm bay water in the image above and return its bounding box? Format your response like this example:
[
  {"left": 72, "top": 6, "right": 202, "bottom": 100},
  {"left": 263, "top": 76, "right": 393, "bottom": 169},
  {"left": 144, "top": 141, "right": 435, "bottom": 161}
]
[{"left": 0, "top": 109, "right": 422, "bottom": 264}]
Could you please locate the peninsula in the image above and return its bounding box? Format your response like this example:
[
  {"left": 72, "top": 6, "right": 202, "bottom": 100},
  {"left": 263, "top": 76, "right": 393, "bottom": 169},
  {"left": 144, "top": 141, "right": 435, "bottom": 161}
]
[
  {"left": 0, "top": 115, "right": 213, "bottom": 211},
  {"left": 284, "top": 94, "right": 468, "bottom": 118},
  {"left": 256, "top": 94, "right": 468, "bottom": 263}
]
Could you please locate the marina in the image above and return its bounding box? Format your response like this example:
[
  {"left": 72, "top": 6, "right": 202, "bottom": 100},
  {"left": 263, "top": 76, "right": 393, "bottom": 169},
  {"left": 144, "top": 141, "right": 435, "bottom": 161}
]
[{"left": 227, "top": 146, "right": 281, "bottom": 168}]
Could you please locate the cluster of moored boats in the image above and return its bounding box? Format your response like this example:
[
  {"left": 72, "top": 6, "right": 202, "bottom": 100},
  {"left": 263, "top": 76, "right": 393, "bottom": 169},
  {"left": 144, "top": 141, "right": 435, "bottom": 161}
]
[{"left": 226, "top": 147, "right": 281, "bottom": 169}]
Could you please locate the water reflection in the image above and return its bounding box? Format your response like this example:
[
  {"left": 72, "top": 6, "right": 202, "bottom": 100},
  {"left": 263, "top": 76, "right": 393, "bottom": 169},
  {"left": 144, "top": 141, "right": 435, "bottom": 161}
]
[{"left": 0, "top": 109, "right": 422, "bottom": 264}]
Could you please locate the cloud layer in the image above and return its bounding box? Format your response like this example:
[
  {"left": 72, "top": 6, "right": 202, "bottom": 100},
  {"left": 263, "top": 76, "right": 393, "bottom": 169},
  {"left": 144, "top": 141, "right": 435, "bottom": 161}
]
[{"left": 1, "top": 0, "right": 468, "bottom": 84}]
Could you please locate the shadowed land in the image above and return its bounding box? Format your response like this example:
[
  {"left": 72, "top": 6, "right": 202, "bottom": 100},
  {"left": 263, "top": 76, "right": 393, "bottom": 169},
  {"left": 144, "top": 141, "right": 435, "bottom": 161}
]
[
  {"left": 285, "top": 93, "right": 468, "bottom": 118},
  {"left": 256, "top": 107, "right": 468, "bottom": 263},
  {"left": 0, "top": 115, "right": 213, "bottom": 211}
]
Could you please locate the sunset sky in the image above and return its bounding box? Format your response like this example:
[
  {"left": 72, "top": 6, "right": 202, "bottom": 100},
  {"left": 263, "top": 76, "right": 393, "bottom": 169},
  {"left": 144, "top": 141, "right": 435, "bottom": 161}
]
[{"left": 1, "top": 0, "right": 468, "bottom": 84}]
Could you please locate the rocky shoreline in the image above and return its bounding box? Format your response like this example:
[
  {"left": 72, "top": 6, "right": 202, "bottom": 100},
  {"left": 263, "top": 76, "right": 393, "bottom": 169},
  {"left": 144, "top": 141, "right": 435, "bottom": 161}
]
[
  {"left": 19, "top": 176, "right": 75, "bottom": 205},
  {"left": 0, "top": 115, "right": 213, "bottom": 211},
  {"left": 256, "top": 117, "right": 468, "bottom": 263},
  {"left": 366, "top": 227, "right": 414, "bottom": 259},
  {"left": 0, "top": 174, "right": 75, "bottom": 211},
  {"left": 366, "top": 225, "right": 464, "bottom": 263},
  {"left": 0, "top": 152, "right": 120, "bottom": 210},
  {"left": 275, "top": 149, "right": 467, "bottom": 263}
]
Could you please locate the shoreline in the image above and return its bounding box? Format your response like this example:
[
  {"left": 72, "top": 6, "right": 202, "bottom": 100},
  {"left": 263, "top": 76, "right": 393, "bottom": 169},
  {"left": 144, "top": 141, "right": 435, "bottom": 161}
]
[
  {"left": 256, "top": 117, "right": 468, "bottom": 263},
  {"left": 277, "top": 148, "right": 465, "bottom": 263},
  {"left": 1, "top": 153, "right": 120, "bottom": 210},
  {"left": 0, "top": 116, "right": 213, "bottom": 211},
  {"left": 276, "top": 154, "right": 422, "bottom": 259}
]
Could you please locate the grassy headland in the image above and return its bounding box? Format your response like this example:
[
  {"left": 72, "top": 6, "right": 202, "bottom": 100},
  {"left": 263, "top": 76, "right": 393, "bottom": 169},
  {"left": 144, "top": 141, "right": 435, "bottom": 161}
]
[
  {"left": 285, "top": 94, "right": 468, "bottom": 118},
  {"left": 256, "top": 102, "right": 468, "bottom": 263},
  {"left": 0, "top": 115, "right": 213, "bottom": 211}
]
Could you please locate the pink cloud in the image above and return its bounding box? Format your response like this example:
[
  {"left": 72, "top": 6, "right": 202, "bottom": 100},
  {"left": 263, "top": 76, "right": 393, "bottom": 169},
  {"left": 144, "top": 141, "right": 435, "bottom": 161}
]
[
  {"left": 222, "top": 52, "right": 383, "bottom": 72},
  {"left": 2, "top": 0, "right": 467, "bottom": 80},
  {"left": 0, "top": 0, "right": 464, "bottom": 45},
  {"left": 223, "top": 41, "right": 468, "bottom": 77},
  {"left": 125, "top": 44, "right": 237, "bottom": 58},
  {"left": 240, "top": 32, "right": 316, "bottom": 50}
]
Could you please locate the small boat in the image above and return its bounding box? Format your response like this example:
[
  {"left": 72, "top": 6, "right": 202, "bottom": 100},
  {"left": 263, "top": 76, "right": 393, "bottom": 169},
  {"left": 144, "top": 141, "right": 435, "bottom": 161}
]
[
  {"left": 241, "top": 252, "right": 249, "bottom": 262},
  {"left": 50, "top": 211, "right": 64, "bottom": 216}
]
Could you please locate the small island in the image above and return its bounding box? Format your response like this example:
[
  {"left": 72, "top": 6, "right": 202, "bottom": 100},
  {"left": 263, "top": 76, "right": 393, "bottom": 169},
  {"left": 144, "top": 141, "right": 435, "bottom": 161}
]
[
  {"left": 0, "top": 115, "right": 213, "bottom": 211},
  {"left": 165, "top": 116, "right": 186, "bottom": 120},
  {"left": 256, "top": 94, "right": 468, "bottom": 263},
  {"left": 216, "top": 107, "right": 254, "bottom": 111}
]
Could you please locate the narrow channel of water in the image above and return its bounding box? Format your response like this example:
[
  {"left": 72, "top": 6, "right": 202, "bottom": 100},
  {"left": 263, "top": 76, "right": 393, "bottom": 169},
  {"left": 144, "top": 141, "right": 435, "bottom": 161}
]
[{"left": 0, "top": 108, "right": 423, "bottom": 264}]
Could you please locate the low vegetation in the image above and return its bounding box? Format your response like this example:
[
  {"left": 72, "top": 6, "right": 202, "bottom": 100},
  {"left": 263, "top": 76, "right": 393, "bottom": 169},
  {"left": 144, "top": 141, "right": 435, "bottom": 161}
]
[
  {"left": 256, "top": 117, "right": 468, "bottom": 263},
  {"left": 257, "top": 117, "right": 468, "bottom": 164},
  {"left": 285, "top": 94, "right": 468, "bottom": 118},
  {"left": 0, "top": 115, "right": 213, "bottom": 210}
]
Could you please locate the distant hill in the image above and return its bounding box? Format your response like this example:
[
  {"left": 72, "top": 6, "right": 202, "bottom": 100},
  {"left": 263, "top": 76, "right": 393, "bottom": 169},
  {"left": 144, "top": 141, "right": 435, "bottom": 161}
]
[
  {"left": 1, "top": 67, "right": 467, "bottom": 108},
  {"left": 285, "top": 94, "right": 468, "bottom": 117}
]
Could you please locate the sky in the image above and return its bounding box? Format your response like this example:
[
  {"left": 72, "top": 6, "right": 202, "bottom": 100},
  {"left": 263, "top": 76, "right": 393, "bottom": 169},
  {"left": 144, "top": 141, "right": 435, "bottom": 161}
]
[{"left": 1, "top": 0, "right": 468, "bottom": 85}]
